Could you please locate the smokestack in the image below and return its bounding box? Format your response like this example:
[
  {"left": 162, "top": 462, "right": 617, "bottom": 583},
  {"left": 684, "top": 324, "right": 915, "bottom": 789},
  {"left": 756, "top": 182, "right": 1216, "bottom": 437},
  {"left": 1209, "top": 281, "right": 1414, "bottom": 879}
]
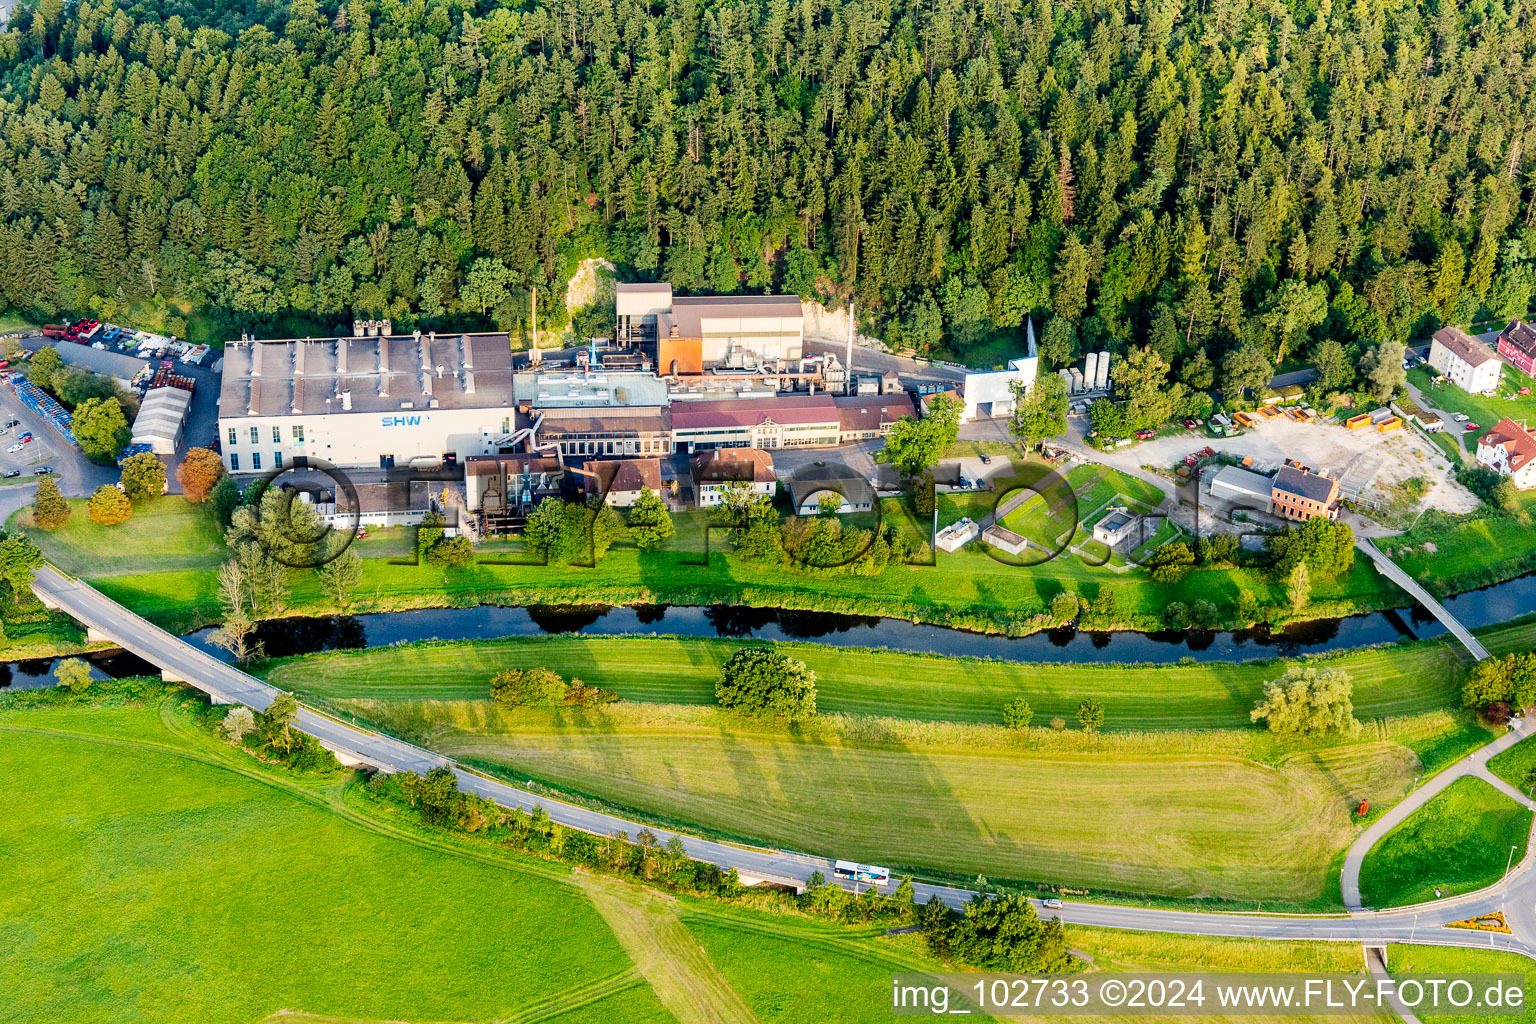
[
  {"left": 529, "top": 287, "right": 541, "bottom": 364},
  {"left": 845, "top": 300, "right": 854, "bottom": 386}
]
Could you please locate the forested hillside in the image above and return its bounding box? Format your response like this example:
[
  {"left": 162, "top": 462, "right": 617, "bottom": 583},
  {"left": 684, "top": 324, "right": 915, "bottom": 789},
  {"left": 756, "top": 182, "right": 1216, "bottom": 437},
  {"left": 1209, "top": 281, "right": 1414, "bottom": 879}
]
[{"left": 1, "top": 0, "right": 1534, "bottom": 383}]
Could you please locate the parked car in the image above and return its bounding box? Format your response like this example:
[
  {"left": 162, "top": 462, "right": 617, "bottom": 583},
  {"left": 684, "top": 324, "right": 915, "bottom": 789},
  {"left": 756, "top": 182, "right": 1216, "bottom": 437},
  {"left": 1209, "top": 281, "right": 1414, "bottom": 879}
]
[
  {"left": 1042, "top": 898, "right": 1064, "bottom": 910},
  {"left": 6, "top": 443, "right": 22, "bottom": 453},
  {"left": 19, "top": 432, "right": 33, "bottom": 443},
  {"left": 1466, "top": 422, "right": 1480, "bottom": 431},
  {"left": 979, "top": 453, "right": 992, "bottom": 465},
  {"left": 2, "top": 470, "right": 18, "bottom": 478},
  {"left": 34, "top": 466, "right": 53, "bottom": 475},
  {"left": 1453, "top": 413, "right": 1469, "bottom": 422},
  {"left": 4, "top": 419, "right": 18, "bottom": 428}
]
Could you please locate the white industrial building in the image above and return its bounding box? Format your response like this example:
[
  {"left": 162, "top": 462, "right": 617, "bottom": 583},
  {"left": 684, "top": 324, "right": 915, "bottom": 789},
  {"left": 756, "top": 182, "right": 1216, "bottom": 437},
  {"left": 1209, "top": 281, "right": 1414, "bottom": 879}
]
[
  {"left": 959, "top": 320, "right": 1040, "bottom": 422},
  {"left": 1206, "top": 464, "right": 1275, "bottom": 512},
  {"left": 217, "top": 332, "right": 518, "bottom": 474},
  {"left": 131, "top": 386, "right": 193, "bottom": 455}
]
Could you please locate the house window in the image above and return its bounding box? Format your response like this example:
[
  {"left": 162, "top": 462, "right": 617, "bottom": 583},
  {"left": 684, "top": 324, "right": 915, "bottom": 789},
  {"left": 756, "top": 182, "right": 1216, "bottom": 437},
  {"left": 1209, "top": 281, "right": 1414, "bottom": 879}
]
[
  {"left": 272, "top": 425, "right": 281, "bottom": 443},
  {"left": 230, "top": 453, "right": 239, "bottom": 471},
  {"left": 250, "top": 426, "right": 260, "bottom": 444},
  {"left": 292, "top": 425, "right": 305, "bottom": 442},
  {"left": 227, "top": 427, "right": 237, "bottom": 445},
  {"left": 251, "top": 452, "right": 262, "bottom": 470},
  {"left": 274, "top": 452, "right": 283, "bottom": 468}
]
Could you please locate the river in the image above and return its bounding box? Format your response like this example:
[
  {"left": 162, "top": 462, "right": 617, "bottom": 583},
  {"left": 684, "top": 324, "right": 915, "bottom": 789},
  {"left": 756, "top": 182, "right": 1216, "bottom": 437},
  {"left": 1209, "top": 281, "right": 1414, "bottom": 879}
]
[{"left": 167, "top": 568, "right": 1536, "bottom": 666}]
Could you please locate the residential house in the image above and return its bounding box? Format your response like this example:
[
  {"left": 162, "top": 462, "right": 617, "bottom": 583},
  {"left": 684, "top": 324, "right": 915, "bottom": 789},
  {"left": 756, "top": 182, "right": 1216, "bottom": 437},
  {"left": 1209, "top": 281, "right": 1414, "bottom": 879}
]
[
  {"left": 1271, "top": 463, "right": 1341, "bottom": 521},
  {"left": 1429, "top": 327, "right": 1502, "bottom": 394},
  {"left": 691, "top": 448, "right": 777, "bottom": 508},
  {"left": 1476, "top": 418, "right": 1536, "bottom": 490},
  {"left": 583, "top": 458, "right": 664, "bottom": 507},
  {"left": 787, "top": 473, "right": 874, "bottom": 514},
  {"left": 1497, "top": 320, "right": 1536, "bottom": 376}
]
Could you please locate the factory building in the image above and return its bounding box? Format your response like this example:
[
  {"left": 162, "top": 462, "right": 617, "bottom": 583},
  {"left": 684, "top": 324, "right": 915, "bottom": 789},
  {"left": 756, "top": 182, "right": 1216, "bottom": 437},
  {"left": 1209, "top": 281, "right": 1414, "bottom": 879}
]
[
  {"left": 515, "top": 370, "right": 672, "bottom": 458},
  {"left": 670, "top": 395, "right": 841, "bottom": 451},
  {"left": 217, "top": 332, "right": 517, "bottom": 474},
  {"left": 959, "top": 319, "right": 1039, "bottom": 422},
  {"left": 616, "top": 283, "right": 804, "bottom": 374}
]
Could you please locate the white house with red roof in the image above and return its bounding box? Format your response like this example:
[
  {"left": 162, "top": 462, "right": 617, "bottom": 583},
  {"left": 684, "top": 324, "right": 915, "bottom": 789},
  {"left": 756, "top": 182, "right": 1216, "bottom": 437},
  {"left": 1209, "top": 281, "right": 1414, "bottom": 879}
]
[{"left": 1476, "top": 418, "right": 1536, "bottom": 490}]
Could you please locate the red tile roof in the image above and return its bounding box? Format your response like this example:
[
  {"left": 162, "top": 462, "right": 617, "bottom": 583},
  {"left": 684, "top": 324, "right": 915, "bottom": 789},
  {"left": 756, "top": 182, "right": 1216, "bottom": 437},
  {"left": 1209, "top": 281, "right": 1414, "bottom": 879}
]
[{"left": 1479, "top": 418, "right": 1536, "bottom": 474}]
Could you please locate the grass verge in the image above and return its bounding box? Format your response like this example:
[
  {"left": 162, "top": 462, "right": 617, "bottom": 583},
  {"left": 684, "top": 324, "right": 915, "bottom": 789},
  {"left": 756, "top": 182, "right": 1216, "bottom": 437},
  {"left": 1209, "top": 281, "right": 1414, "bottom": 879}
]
[{"left": 1359, "top": 776, "right": 1533, "bottom": 908}]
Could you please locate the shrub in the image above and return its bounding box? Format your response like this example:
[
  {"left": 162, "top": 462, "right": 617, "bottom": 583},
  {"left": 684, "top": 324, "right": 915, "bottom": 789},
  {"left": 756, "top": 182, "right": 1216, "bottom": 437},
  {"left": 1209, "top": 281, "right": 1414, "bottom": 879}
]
[
  {"left": 87, "top": 484, "right": 133, "bottom": 524},
  {"left": 1049, "top": 591, "right": 1079, "bottom": 623},
  {"left": 425, "top": 534, "right": 474, "bottom": 568},
  {"left": 566, "top": 679, "right": 620, "bottom": 707},
  {"left": 1189, "top": 599, "right": 1219, "bottom": 629},
  {"left": 1075, "top": 697, "right": 1105, "bottom": 733},
  {"left": 1001, "top": 698, "right": 1033, "bottom": 729},
  {"left": 1146, "top": 541, "right": 1196, "bottom": 583},
  {"left": 177, "top": 447, "right": 226, "bottom": 502},
  {"left": 1251, "top": 666, "right": 1360, "bottom": 739},
  {"left": 490, "top": 667, "right": 568, "bottom": 707},
  {"left": 119, "top": 451, "right": 166, "bottom": 503},
  {"left": 221, "top": 706, "right": 256, "bottom": 742},
  {"left": 1049, "top": 717, "right": 1066, "bottom": 731},
  {"left": 1162, "top": 602, "right": 1191, "bottom": 629},
  {"left": 715, "top": 648, "right": 817, "bottom": 721},
  {"left": 53, "top": 658, "right": 93, "bottom": 693},
  {"left": 30, "top": 475, "right": 70, "bottom": 529}
]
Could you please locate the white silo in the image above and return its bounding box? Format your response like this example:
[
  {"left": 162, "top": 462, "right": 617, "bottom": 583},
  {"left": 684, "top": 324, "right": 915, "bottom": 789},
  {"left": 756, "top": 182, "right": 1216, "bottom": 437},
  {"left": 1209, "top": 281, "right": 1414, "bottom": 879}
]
[
  {"left": 1058, "top": 369, "right": 1072, "bottom": 393},
  {"left": 1084, "top": 352, "right": 1098, "bottom": 392},
  {"left": 1095, "top": 351, "right": 1111, "bottom": 390},
  {"left": 1069, "top": 368, "right": 1086, "bottom": 393}
]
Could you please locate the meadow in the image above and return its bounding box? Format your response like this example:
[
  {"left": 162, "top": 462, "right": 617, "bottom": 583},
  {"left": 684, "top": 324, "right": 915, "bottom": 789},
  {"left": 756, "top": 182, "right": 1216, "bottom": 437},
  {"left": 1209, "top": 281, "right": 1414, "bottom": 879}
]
[
  {"left": 333, "top": 696, "right": 1484, "bottom": 907},
  {"left": 1358, "top": 776, "right": 1534, "bottom": 908},
  {"left": 0, "top": 695, "right": 674, "bottom": 1024},
  {"left": 259, "top": 628, "right": 1493, "bottom": 731}
]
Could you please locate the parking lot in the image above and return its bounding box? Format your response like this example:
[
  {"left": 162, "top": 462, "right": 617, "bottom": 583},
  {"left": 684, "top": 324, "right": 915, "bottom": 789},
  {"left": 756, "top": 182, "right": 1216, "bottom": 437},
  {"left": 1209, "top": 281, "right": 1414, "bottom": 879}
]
[{"left": 0, "top": 385, "right": 117, "bottom": 520}]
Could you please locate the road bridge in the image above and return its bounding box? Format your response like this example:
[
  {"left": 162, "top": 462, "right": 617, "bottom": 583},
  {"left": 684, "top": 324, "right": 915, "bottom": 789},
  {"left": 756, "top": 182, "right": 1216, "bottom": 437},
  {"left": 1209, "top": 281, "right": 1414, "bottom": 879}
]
[
  {"left": 31, "top": 564, "right": 1536, "bottom": 956},
  {"left": 1355, "top": 540, "right": 1489, "bottom": 660}
]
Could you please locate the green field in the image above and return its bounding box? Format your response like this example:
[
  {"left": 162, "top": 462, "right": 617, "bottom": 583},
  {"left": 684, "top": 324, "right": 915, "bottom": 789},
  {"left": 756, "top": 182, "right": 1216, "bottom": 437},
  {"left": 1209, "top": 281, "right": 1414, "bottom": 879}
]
[
  {"left": 1358, "top": 776, "right": 1534, "bottom": 908},
  {"left": 1388, "top": 945, "right": 1536, "bottom": 1024},
  {"left": 20, "top": 496, "right": 228, "bottom": 575},
  {"left": 687, "top": 912, "right": 1393, "bottom": 1024},
  {"left": 260, "top": 628, "right": 1492, "bottom": 731},
  {"left": 1491, "top": 735, "right": 1536, "bottom": 794},
  {"left": 0, "top": 695, "right": 681, "bottom": 1024},
  {"left": 331, "top": 695, "right": 1482, "bottom": 906}
]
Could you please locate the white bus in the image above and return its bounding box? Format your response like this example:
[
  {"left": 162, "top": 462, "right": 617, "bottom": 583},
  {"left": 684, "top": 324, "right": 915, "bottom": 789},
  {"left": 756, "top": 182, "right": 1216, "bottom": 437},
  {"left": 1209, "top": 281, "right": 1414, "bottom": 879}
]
[{"left": 833, "top": 860, "right": 890, "bottom": 885}]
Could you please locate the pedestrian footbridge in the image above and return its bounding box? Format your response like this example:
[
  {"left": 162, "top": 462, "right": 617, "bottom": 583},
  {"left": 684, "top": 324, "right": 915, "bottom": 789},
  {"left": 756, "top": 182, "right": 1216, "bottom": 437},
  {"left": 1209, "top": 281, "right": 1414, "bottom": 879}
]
[{"left": 1355, "top": 540, "right": 1489, "bottom": 660}]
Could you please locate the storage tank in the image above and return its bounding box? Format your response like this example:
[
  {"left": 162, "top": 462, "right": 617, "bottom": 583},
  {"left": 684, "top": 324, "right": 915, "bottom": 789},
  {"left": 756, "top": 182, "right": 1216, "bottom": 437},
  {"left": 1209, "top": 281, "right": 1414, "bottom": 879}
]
[
  {"left": 1084, "top": 352, "right": 1098, "bottom": 391},
  {"left": 1058, "top": 369, "right": 1072, "bottom": 393},
  {"left": 1095, "top": 351, "right": 1111, "bottom": 390},
  {"left": 1069, "top": 368, "right": 1086, "bottom": 393}
]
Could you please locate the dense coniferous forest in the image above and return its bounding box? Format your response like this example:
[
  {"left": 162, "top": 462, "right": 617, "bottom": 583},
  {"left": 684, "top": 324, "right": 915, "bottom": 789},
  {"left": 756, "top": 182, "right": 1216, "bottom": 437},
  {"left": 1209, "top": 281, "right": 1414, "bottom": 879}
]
[{"left": 1, "top": 0, "right": 1535, "bottom": 382}]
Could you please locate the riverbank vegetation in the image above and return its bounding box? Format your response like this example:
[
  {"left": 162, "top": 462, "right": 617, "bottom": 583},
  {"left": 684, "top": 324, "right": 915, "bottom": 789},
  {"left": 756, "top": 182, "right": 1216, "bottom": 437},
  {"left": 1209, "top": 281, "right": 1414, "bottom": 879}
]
[
  {"left": 0, "top": 486, "right": 1468, "bottom": 640},
  {"left": 1358, "top": 777, "right": 1534, "bottom": 908}
]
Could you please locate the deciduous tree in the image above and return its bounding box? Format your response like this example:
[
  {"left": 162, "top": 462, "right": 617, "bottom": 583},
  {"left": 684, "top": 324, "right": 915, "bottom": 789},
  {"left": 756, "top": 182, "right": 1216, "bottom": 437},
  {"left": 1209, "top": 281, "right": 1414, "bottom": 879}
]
[
  {"left": 176, "top": 447, "right": 226, "bottom": 502},
  {"left": 87, "top": 484, "right": 132, "bottom": 524}
]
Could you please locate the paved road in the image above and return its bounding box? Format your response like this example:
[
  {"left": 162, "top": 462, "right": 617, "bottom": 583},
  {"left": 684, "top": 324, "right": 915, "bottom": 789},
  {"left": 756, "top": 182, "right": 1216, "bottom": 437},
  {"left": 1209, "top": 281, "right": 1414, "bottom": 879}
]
[
  {"left": 1342, "top": 725, "right": 1536, "bottom": 909},
  {"left": 1355, "top": 540, "right": 1490, "bottom": 659},
  {"left": 31, "top": 564, "right": 1536, "bottom": 956}
]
